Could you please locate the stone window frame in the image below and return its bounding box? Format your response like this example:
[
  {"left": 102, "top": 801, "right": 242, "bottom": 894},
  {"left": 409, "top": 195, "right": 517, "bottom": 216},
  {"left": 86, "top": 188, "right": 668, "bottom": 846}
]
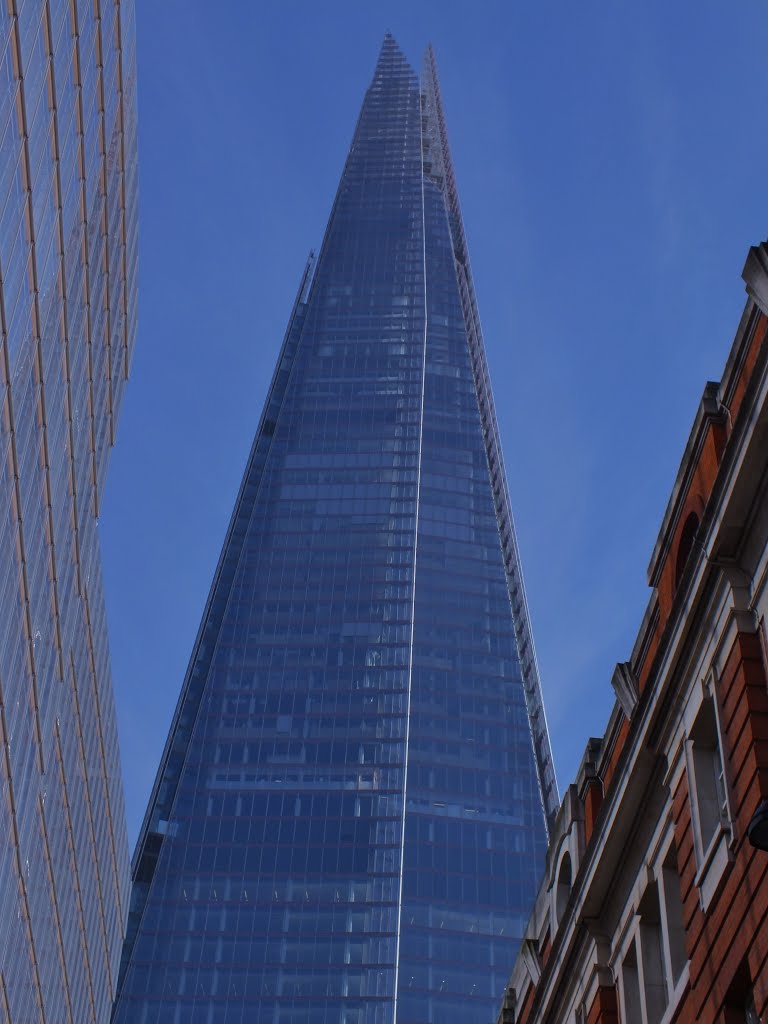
[
  {"left": 683, "top": 667, "right": 734, "bottom": 910},
  {"left": 612, "top": 822, "right": 690, "bottom": 1024}
]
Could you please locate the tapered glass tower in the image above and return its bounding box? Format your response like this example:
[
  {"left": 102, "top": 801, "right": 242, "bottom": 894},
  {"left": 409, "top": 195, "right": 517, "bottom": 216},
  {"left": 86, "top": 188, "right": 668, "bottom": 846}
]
[{"left": 113, "top": 36, "right": 556, "bottom": 1024}]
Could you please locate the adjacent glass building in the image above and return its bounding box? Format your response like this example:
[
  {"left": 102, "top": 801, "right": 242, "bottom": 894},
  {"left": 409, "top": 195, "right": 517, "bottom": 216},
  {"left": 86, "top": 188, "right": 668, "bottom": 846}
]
[
  {"left": 0, "top": 1, "right": 137, "bottom": 1021},
  {"left": 113, "top": 36, "right": 555, "bottom": 1024}
]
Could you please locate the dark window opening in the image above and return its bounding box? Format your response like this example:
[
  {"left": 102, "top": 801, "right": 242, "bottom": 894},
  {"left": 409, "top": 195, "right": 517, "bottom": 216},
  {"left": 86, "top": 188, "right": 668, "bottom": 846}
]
[
  {"left": 555, "top": 852, "right": 572, "bottom": 925},
  {"left": 675, "top": 511, "right": 700, "bottom": 589}
]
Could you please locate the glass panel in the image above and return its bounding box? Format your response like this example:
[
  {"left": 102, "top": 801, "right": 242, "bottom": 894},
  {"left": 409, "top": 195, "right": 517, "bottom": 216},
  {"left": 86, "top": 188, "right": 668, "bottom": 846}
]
[{"left": 0, "top": 2, "right": 138, "bottom": 1021}]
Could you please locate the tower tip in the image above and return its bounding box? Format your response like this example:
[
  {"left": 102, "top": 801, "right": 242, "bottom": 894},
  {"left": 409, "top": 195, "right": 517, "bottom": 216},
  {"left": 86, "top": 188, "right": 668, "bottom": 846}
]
[
  {"left": 380, "top": 30, "right": 403, "bottom": 51},
  {"left": 374, "top": 32, "right": 414, "bottom": 77}
]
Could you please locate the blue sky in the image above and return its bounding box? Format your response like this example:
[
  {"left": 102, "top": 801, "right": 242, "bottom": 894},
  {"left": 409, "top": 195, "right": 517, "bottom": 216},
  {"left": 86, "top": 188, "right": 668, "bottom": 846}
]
[{"left": 102, "top": 1, "right": 768, "bottom": 847}]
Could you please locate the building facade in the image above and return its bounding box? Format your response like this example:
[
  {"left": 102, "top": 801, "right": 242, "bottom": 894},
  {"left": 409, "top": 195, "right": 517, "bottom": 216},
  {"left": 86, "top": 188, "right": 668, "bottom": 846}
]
[
  {"left": 112, "top": 35, "right": 556, "bottom": 1024},
  {"left": 500, "top": 242, "right": 768, "bottom": 1024},
  {"left": 0, "top": 1, "right": 137, "bottom": 1022}
]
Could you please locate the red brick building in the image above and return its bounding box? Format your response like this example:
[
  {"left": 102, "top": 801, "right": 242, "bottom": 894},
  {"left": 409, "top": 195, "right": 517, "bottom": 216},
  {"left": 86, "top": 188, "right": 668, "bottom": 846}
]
[{"left": 499, "top": 241, "right": 768, "bottom": 1024}]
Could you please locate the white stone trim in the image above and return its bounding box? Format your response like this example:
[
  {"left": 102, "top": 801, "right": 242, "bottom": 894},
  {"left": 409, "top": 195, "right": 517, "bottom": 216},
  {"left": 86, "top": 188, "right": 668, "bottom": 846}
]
[{"left": 610, "top": 831, "right": 690, "bottom": 1024}]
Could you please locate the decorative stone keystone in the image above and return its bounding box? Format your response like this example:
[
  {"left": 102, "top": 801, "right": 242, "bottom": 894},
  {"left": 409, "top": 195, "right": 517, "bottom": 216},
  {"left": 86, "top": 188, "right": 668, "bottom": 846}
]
[
  {"left": 611, "top": 661, "right": 640, "bottom": 720},
  {"left": 742, "top": 241, "right": 768, "bottom": 315}
]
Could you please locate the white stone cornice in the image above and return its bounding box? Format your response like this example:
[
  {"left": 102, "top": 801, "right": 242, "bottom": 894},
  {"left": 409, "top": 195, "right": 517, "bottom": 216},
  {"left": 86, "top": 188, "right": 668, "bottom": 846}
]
[
  {"left": 743, "top": 241, "right": 768, "bottom": 316},
  {"left": 611, "top": 662, "right": 639, "bottom": 721}
]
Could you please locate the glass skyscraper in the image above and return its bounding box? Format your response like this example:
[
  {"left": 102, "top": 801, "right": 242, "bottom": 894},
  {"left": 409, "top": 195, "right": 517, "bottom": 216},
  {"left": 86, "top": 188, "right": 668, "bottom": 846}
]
[
  {"left": 113, "top": 36, "right": 555, "bottom": 1024},
  {"left": 0, "top": 1, "right": 137, "bottom": 1022}
]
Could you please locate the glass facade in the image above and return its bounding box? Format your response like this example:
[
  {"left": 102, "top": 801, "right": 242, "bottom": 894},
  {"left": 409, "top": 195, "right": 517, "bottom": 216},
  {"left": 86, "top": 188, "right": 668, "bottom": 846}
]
[
  {"left": 113, "top": 35, "right": 554, "bottom": 1024},
  {"left": 0, "top": 1, "right": 137, "bottom": 1022}
]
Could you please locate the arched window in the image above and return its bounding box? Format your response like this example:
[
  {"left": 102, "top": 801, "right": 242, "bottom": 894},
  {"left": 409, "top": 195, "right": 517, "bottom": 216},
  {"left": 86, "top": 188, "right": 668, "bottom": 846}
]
[
  {"left": 675, "top": 511, "right": 700, "bottom": 589},
  {"left": 555, "top": 852, "right": 572, "bottom": 925}
]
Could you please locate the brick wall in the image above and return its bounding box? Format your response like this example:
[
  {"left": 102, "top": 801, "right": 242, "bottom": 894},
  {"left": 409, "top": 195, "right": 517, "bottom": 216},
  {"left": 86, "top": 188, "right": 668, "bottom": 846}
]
[
  {"left": 587, "top": 985, "right": 619, "bottom": 1024},
  {"left": 672, "top": 630, "right": 768, "bottom": 1022}
]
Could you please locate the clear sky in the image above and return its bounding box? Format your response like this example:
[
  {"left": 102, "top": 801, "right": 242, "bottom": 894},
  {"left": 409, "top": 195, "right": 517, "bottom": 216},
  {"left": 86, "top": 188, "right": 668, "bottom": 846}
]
[{"left": 102, "top": 1, "right": 768, "bottom": 848}]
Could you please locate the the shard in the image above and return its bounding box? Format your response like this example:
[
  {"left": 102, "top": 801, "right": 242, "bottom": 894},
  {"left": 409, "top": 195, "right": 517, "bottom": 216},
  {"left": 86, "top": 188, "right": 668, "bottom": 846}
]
[{"left": 113, "top": 36, "right": 557, "bottom": 1024}]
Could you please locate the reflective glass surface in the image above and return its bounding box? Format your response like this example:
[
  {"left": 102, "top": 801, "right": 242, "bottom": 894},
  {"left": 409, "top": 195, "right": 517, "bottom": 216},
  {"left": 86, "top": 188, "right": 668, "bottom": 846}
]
[
  {"left": 0, "top": 1, "right": 137, "bottom": 1021},
  {"left": 114, "top": 35, "right": 548, "bottom": 1024}
]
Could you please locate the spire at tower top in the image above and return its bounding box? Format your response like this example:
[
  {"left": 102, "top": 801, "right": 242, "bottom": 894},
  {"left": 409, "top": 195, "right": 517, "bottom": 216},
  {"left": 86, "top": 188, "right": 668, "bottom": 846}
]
[
  {"left": 421, "top": 42, "right": 440, "bottom": 91},
  {"left": 373, "top": 31, "right": 415, "bottom": 80}
]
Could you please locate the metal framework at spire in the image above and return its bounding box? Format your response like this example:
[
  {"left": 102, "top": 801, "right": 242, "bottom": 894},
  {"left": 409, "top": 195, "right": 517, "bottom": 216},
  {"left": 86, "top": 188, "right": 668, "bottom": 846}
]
[{"left": 420, "top": 46, "right": 559, "bottom": 828}]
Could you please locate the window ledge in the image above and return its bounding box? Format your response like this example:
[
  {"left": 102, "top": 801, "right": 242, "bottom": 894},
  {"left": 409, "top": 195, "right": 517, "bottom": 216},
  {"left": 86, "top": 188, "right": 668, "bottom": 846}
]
[
  {"left": 695, "top": 825, "right": 732, "bottom": 911},
  {"left": 659, "top": 964, "right": 690, "bottom": 1024}
]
